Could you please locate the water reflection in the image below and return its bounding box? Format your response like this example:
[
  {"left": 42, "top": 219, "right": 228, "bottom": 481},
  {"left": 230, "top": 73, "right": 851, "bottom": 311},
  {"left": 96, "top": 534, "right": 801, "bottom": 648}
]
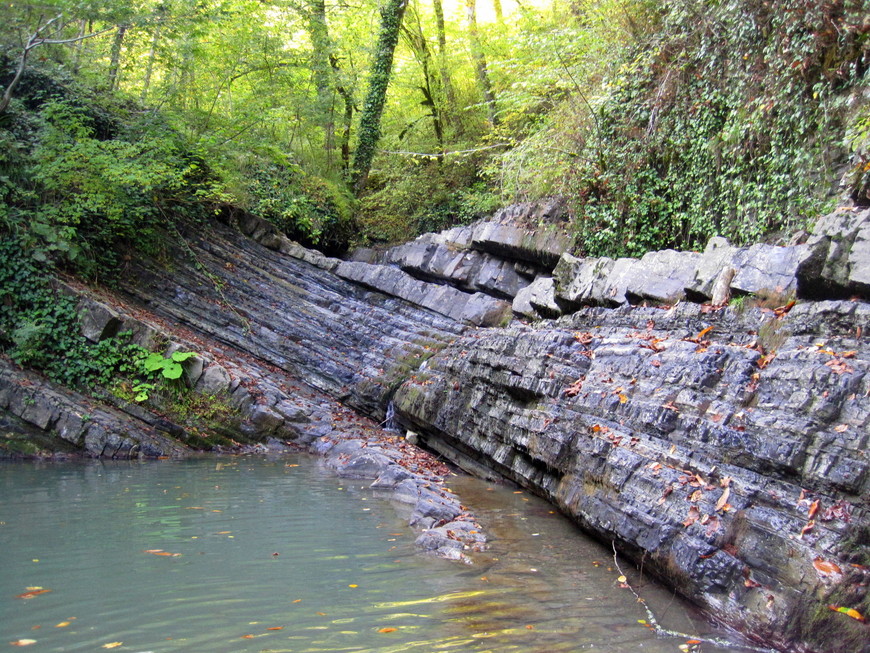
[{"left": 0, "top": 457, "right": 753, "bottom": 652}]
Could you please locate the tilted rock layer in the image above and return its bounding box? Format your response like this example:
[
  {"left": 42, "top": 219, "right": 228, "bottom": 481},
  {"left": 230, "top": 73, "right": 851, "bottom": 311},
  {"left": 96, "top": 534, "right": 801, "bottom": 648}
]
[{"left": 1, "top": 202, "right": 868, "bottom": 651}]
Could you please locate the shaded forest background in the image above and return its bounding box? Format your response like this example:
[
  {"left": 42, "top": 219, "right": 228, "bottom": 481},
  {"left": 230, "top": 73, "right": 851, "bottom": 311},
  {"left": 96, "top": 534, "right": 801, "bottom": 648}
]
[{"left": 1, "top": 0, "right": 869, "bottom": 276}]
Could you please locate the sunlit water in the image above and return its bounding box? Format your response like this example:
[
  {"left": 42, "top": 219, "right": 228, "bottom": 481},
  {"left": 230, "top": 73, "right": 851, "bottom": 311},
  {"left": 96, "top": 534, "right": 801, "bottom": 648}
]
[{"left": 1, "top": 456, "right": 754, "bottom": 652}]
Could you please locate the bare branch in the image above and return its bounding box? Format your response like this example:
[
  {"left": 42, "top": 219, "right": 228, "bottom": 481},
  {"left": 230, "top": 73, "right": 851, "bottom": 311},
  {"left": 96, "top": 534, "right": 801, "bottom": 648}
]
[{"left": 0, "top": 18, "right": 117, "bottom": 114}]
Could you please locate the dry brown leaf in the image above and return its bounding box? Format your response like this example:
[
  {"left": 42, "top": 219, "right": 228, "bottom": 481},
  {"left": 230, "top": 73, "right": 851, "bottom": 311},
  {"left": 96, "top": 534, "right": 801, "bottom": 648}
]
[
  {"left": 683, "top": 505, "right": 701, "bottom": 527},
  {"left": 715, "top": 487, "right": 731, "bottom": 512}
]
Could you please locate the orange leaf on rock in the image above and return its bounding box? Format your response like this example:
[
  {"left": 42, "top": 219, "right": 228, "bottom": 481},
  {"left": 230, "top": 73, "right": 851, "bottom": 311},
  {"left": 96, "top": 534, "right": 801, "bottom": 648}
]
[
  {"left": 813, "top": 557, "right": 842, "bottom": 576},
  {"left": 828, "top": 606, "right": 865, "bottom": 621},
  {"left": 807, "top": 499, "right": 820, "bottom": 519}
]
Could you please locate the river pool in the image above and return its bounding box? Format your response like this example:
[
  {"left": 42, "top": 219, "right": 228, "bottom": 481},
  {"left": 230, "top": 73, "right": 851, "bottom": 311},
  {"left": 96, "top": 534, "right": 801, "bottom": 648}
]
[{"left": 1, "top": 457, "right": 756, "bottom": 652}]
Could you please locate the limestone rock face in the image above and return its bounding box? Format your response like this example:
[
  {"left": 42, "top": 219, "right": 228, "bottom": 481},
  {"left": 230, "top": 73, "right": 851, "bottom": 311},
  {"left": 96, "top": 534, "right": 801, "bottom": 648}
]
[{"left": 393, "top": 300, "right": 870, "bottom": 653}]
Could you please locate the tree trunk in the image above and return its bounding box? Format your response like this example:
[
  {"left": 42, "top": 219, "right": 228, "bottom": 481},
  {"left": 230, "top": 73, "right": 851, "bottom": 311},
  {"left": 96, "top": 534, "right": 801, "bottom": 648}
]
[
  {"left": 465, "top": 0, "right": 498, "bottom": 126},
  {"left": 432, "top": 0, "right": 457, "bottom": 123},
  {"left": 305, "top": 0, "right": 337, "bottom": 168},
  {"left": 402, "top": 10, "right": 443, "bottom": 150},
  {"left": 331, "top": 55, "right": 355, "bottom": 172},
  {"left": 141, "top": 28, "right": 160, "bottom": 101},
  {"left": 492, "top": 0, "right": 503, "bottom": 22},
  {"left": 71, "top": 19, "right": 87, "bottom": 74},
  {"left": 351, "top": 0, "right": 408, "bottom": 194},
  {"left": 108, "top": 24, "right": 128, "bottom": 91}
]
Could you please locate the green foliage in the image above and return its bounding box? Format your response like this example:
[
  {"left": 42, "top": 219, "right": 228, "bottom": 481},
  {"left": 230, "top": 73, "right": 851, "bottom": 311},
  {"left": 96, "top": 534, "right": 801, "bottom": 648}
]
[
  {"left": 241, "top": 160, "right": 355, "bottom": 253},
  {"left": 0, "top": 236, "right": 148, "bottom": 387},
  {"left": 142, "top": 350, "right": 196, "bottom": 381},
  {"left": 495, "top": 0, "right": 868, "bottom": 257},
  {"left": 357, "top": 155, "right": 498, "bottom": 244}
]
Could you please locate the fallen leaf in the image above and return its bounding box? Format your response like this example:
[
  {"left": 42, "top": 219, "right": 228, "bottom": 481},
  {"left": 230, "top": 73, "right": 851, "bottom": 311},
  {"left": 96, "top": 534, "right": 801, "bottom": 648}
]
[
  {"left": 813, "top": 557, "right": 842, "bottom": 576},
  {"left": 688, "top": 489, "right": 704, "bottom": 503},
  {"left": 715, "top": 487, "right": 731, "bottom": 512},
  {"left": 102, "top": 643, "right": 123, "bottom": 649},
  {"left": 687, "top": 640, "right": 703, "bottom": 645},
  {"left": 617, "top": 575, "right": 627, "bottom": 583},
  {"left": 348, "top": 584, "right": 358, "bottom": 588},
  {"left": 241, "top": 634, "right": 256, "bottom": 639},
  {"left": 808, "top": 499, "right": 820, "bottom": 519},
  {"left": 10, "top": 640, "right": 37, "bottom": 647},
  {"left": 378, "top": 627, "right": 397, "bottom": 633},
  {"left": 834, "top": 424, "right": 849, "bottom": 433},
  {"left": 683, "top": 505, "right": 701, "bottom": 527},
  {"left": 266, "top": 626, "right": 284, "bottom": 631},
  {"left": 292, "top": 599, "right": 302, "bottom": 603},
  {"left": 525, "top": 624, "right": 534, "bottom": 629},
  {"left": 55, "top": 622, "right": 71, "bottom": 628},
  {"left": 16, "top": 589, "right": 51, "bottom": 599},
  {"left": 316, "top": 612, "right": 327, "bottom": 616},
  {"left": 828, "top": 606, "right": 865, "bottom": 621},
  {"left": 800, "top": 520, "right": 815, "bottom": 538},
  {"left": 618, "top": 393, "right": 628, "bottom": 404}
]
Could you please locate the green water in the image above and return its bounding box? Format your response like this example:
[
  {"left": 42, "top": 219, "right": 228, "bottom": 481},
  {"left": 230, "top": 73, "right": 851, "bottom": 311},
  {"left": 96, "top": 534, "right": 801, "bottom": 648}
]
[{"left": 1, "top": 457, "right": 750, "bottom": 652}]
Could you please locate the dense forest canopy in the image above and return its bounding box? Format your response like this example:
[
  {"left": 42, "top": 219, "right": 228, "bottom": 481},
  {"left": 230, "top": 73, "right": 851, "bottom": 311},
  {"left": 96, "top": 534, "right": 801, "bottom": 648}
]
[{"left": 1, "top": 0, "right": 868, "bottom": 269}]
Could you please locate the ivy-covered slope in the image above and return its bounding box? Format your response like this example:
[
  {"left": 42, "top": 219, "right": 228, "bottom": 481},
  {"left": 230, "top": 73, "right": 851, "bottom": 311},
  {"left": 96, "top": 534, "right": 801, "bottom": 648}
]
[{"left": 498, "top": 0, "right": 870, "bottom": 258}]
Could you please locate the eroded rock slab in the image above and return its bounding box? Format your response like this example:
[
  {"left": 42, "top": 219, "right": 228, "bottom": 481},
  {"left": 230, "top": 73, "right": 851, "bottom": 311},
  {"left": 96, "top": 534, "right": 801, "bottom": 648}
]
[{"left": 393, "top": 300, "right": 869, "bottom": 653}]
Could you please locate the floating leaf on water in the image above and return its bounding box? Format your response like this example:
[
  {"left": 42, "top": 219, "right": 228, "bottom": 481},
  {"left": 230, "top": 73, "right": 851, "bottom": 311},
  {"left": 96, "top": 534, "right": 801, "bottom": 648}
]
[
  {"left": 101, "top": 642, "right": 123, "bottom": 649},
  {"left": 10, "top": 640, "right": 37, "bottom": 646},
  {"left": 266, "top": 626, "right": 284, "bottom": 631},
  {"left": 16, "top": 589, "right": 51, "bottom": 599},
  {"left": 828, "top": 605, "right": 865, "bottom": 621},
  {"left": 55, "top": 622, "right": 71, "bottom": 628},
  {"left": 348, "top": 584, "right": 358, "bottom": 588},
  {"left": 378, "top": 627, "right": 397, "bottom": 633}
]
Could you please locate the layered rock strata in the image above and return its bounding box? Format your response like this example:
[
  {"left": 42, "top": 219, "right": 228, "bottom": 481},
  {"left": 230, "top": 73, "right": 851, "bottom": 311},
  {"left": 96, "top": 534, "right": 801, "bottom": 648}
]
[
  {"left": 1, "top": 200, "right": 867, "bottom": 650},
  {"left": 392, "top": 305, "right": 869, "bottom": 652}
]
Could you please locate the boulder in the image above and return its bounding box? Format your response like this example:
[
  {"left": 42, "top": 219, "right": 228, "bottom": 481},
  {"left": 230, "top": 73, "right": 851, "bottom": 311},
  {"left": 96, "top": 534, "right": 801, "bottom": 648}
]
[
  {"left": 513, "top": 277, "right": 561, "bottom": 319},
  {"left": 730, "top": 243, "right": 809, "bottom": 298},
  {"left": 77, "top": 298, "right": 122, "bottom": 342},
  {"left": 553, "top": 254, "right": 616, "bottom": 307},
  {"left": 798, "top": 207, "right": 870, "bottom": 298}
]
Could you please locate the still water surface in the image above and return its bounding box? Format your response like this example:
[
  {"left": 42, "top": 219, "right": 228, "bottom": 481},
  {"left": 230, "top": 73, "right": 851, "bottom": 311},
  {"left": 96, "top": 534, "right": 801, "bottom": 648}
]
[{"left": 1, "top": 457, "right": 751, "bottom": 652}]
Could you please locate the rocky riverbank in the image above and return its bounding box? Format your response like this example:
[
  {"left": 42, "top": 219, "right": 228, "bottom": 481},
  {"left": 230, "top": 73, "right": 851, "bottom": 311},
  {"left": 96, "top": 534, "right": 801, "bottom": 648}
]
[{"left": 2, "top": 201, "right": 868, "bottom": 652}]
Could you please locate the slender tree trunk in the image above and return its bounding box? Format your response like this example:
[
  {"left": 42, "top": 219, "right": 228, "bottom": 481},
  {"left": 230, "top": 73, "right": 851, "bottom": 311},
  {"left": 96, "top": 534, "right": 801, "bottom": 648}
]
[
  {"left": 492, "top": 0, "right": 503, "bottom": 22},
  {"left": 108, "top": 24, "right": 128, "bottom": 91},
  {"left": 331, "top": 55, "right": 355, "bottom": 172},
  {"left": 141, "top": 28, "right": 160, "bottom": 101},
  {"left": 305, "top": 0, "right": 337, "bottom": 168},
  {"left": 465, "top": 0, "right": 498, "bottom": 126},
  {"left": 402, "top": 12, "right": 443, "bottom": 150},
  {"left": 71, "top": 19, "right": 86, "bottom": 74},
  {"left": 351, "top": 0, "right": 408, "bottom": 194},
  {"left": 432, "top": 0, "right": 457, "bottom": 122}
]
